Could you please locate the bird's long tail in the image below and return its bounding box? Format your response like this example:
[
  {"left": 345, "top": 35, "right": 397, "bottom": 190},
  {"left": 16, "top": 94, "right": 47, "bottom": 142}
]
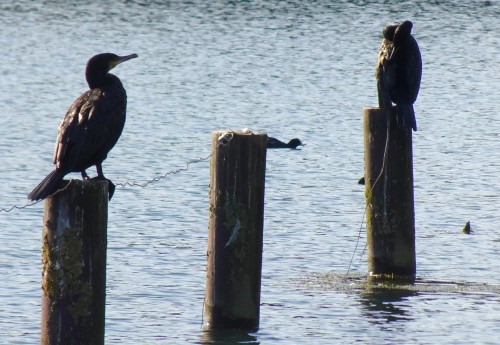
[
  {"left": 396, "top": 103, "right": 417, "bottom": 131},
  {"left": 28, "top": 169, "right": 66, "bottom": 201}
]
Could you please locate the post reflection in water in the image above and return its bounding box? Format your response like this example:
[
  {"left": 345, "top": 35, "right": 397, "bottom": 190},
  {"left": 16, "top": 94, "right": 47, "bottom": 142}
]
[
  {"left": 199, "top": 329, "right": 259, "bottom": 345},
  {"left": 359, "top": 287, "right": 417, "bottom": 324}
]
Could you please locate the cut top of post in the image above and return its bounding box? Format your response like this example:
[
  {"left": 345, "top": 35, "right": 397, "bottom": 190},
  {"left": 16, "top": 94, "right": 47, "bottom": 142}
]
[{"left": 214, "top": 129, "right": 268, "bottom": 143}]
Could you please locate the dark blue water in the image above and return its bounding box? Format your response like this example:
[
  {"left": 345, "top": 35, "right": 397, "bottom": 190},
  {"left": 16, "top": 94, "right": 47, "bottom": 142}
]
[{"left": 0, "top": 0, "right": 499, "bottom": 343}]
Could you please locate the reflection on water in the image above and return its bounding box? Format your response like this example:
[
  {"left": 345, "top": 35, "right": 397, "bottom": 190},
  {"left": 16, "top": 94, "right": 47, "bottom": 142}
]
[
  {"left": 1, "top": 0, "right": 499, "bottom": 344},
  {"left": 360, "top": 287, "right": 417, "bottom": 324},
  {"left": 199, "top": 329, "right": 259, "bottom": 345}
]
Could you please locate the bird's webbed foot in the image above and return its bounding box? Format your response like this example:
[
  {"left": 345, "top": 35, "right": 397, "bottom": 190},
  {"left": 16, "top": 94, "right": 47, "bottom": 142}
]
[
  {"left": 92, "top": 164, "right": 115, "bottom": 200},
  {"left": 107, "top": 179, "right": 116, "bottom": 200},
  {"left": 91, "top": 175, "right": 116, "bottom": 201},
  {"left": 92, "top": 169, "right": 116, "bottom": 200}
]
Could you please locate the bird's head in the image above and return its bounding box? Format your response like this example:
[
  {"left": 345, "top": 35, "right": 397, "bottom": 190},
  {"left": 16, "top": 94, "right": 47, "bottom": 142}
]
[
  {"left": 383, "top": 23, "right": 400, "bottom": 41},
  {"left": 393, "top": 20, "right": 413, "bottom": 46},
  {"left": 288, "top": 138, "right": 304, "bottom": 149},
  {"left": 85, "top": 53, "right": 138, "bottom": 88}
]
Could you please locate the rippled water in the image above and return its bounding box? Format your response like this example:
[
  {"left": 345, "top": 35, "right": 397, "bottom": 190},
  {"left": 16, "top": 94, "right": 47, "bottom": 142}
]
[{"left": 1, "top": 0, "right": 499, "bottom": 344}]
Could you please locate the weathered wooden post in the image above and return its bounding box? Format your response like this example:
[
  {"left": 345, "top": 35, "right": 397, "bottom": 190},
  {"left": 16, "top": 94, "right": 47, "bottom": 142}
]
[
  {"left": 363, "top": 107, "right": 416, "bottom": 277},
  {"left": 204, "top": 130, "right": 267, "bottom": 331},
  {"left": 41, "top": 179, "right": 108, "bottom": 345}
]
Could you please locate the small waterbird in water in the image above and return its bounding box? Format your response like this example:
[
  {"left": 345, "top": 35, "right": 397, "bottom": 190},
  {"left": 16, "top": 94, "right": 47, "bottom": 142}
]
[
  {"left": 267, "top": 137, "right": 304, "bottom": 149},
  {"left": 376, "top": 20, "right": 422, "bottom": 131},
  {"left": 28, "top": 53, "right": 138, "bottom": 201},
  {"left": 462, "top": 221, "right": 472, "bottom": 234}
]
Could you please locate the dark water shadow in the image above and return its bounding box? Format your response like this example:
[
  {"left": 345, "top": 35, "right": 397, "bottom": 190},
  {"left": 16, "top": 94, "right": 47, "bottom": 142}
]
[
  {"left": 359, "top": 286, "right": 418, "bottom": 324},
  {"left": 198, "top": 329, "right": 259, "bottom": 344},
  {"left": 293, "top": 272, "right": 500, "bottom": 326},
  {"left": 296, "top": 272, "right": 500, "bottom": 294}
]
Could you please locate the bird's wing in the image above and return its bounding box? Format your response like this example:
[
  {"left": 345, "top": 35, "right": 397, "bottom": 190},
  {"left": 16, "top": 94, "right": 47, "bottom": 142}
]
[
  {"left": 53, "top": 89, "right": 102, "bottom": 170},
  {"left": 267, "top": 137, "right": 278, "bottom": 146},
  {"left": 405, "top": 36, "right": 422, "bottom": 102}
]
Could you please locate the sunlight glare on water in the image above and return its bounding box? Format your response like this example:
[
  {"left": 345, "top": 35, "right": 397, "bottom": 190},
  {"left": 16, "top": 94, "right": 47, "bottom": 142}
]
[{"left": 0, "top": 0, "right": 499, "bottom": 344}]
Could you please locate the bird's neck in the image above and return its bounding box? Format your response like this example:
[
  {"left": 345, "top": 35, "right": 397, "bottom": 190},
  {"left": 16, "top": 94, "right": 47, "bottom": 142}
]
[{"left": 86, "top": 73, "right": 114, "bottom": 89}]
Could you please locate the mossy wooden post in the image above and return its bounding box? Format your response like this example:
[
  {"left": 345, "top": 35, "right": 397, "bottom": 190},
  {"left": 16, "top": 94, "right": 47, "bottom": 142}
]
[
  {"left": 363, "top": 107, "right": 416, "bottom": 277},
  {"left": 41, "top": 179, "right": 108, "bottom": 345},
  {"left": 204, "top": 130, "right": 267, "bottom": 331}
]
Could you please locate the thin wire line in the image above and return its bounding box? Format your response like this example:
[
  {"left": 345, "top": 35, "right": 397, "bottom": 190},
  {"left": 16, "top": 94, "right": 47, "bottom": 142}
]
[
  {"left": 115, "top": 136, "right": 229, "bottom": 189},
  {"left": 0, "top": 136, "right": 232, "bottom": 214},
  {"left": 347, "top": 116, "right": 391, "bottom": 274},
  {"left": 0, "top": 200, "right": 42, "bottom": 213}
]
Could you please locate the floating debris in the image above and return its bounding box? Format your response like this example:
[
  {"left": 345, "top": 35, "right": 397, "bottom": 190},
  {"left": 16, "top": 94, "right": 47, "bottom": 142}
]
[{"left": 291, "top": 272, "right": 500, "bottom": 294}]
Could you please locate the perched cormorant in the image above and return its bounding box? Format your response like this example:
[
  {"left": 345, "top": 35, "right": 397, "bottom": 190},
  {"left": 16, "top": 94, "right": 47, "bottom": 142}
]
[
  {"left": 267, "top": 137, "right": 304, "bottom": 149},
  {"left": 28, "top": 53, "right": 138, "bottom": 201},
  {"left": 385, "top": 20, "right": 422, "bottom": 131}
]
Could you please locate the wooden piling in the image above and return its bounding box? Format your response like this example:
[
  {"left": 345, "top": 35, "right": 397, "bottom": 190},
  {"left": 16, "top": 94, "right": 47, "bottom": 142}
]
[
  {"left": 41, "top": 179, "right": 108, "bottom": 345},
  {"left": 204, "top": 130, "right": 267, "bottom": 331},
  {"left": 363, "top": 107, "right": 416, "bottom": 277}
]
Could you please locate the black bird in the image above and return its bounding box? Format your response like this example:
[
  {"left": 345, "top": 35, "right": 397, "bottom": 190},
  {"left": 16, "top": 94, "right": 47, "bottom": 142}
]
[
  {"left": 375, "top": 22, "right": 399, "bottom": 108},
  {"left": 267, "top": 137, "right": 304, "bottom": 149},
  {"left": 377, "top": 20, "right": 422, "bottom": 131},
  {"left": 385, "top": 20, "right": 422, "bottom": 131},
  {"left": 28, "top": 53, "right": 138, "bottom": 201}
]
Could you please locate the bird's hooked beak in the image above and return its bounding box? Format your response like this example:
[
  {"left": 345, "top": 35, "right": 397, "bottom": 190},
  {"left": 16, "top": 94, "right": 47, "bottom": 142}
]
[{"left": 110, "top": 53, "right": 138, "bottom": 69}]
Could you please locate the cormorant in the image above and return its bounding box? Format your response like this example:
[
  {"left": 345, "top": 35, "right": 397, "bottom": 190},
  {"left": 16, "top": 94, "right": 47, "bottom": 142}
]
[
  {"left": 267, "top": 137, "right": 304, "bottom": 149},
  {"left": 386, "top": 20, "right": 422, "bottom": 131},
  {"left": 28, "top": 53, "right": 138, "bottom": 201}
]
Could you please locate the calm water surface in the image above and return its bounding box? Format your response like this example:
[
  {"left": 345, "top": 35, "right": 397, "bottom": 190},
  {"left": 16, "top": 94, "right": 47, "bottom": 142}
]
[{"left": 0, "top": 0, "right": 499, "bottom": 344}]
